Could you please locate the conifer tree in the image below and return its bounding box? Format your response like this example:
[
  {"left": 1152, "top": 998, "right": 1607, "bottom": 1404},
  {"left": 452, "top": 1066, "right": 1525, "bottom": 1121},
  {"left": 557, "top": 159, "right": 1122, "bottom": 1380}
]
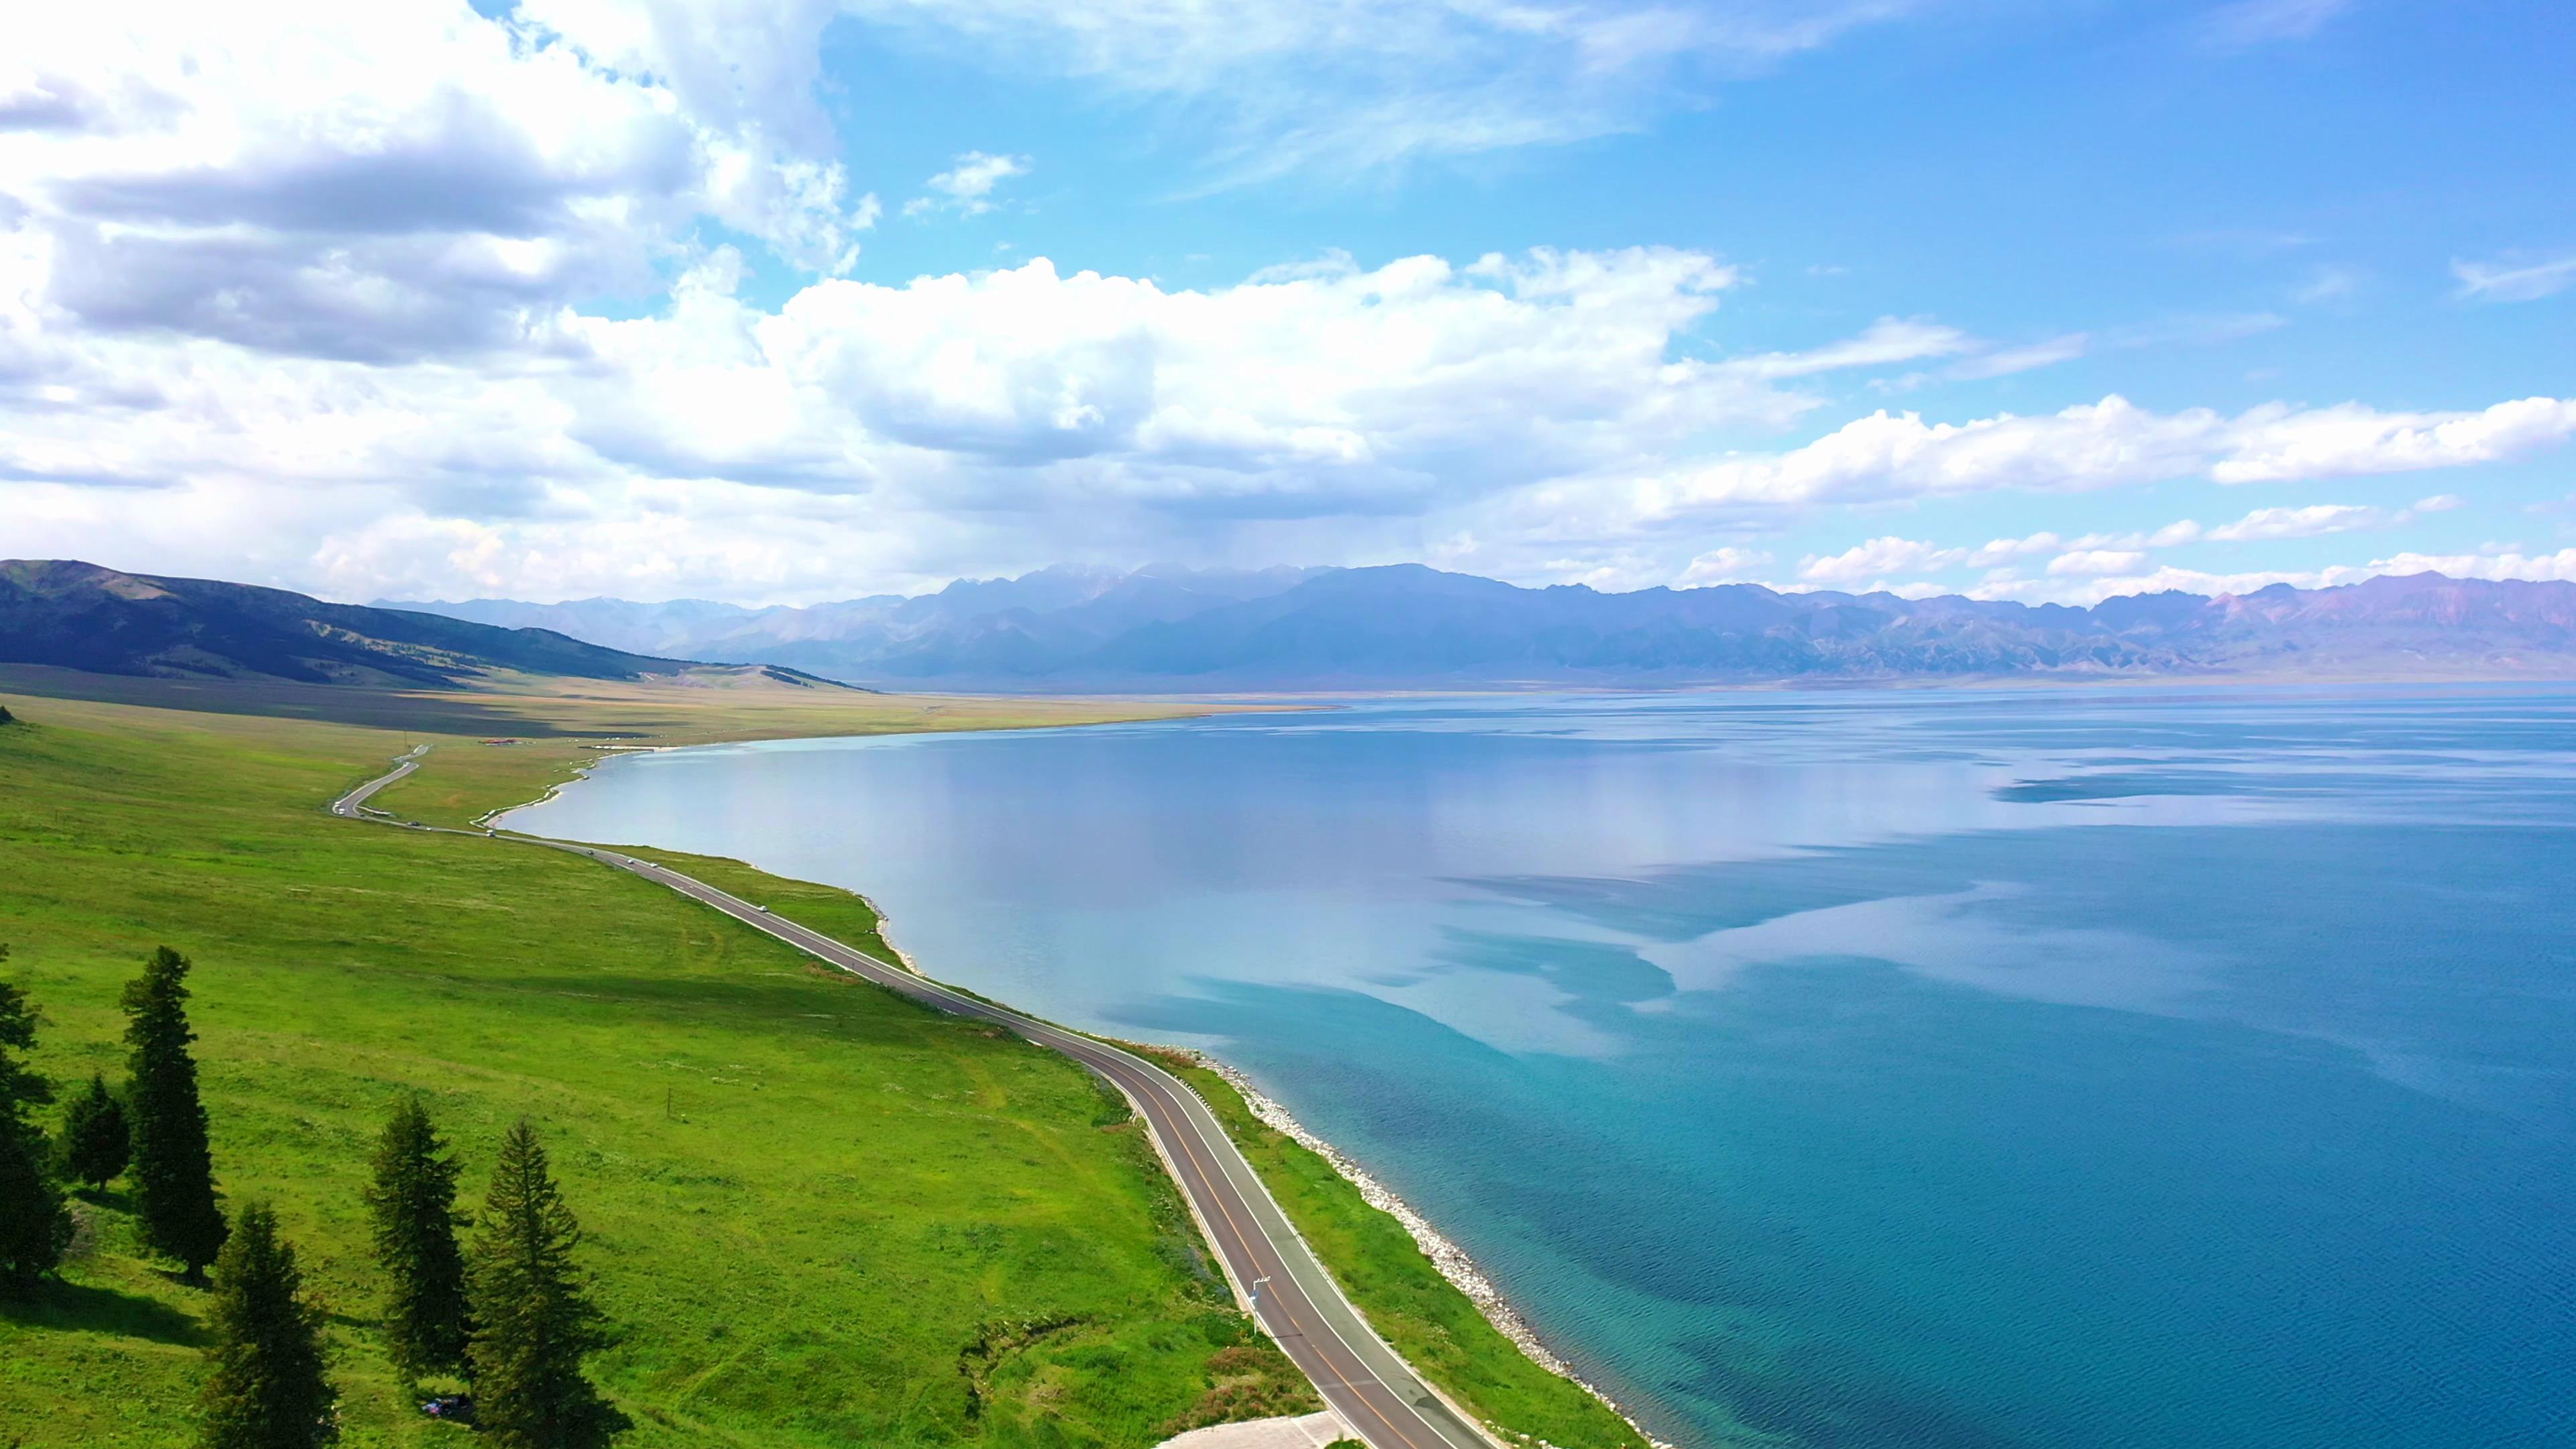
[
  {"left": 467, "top": 1121, "right": 629, "bottom": 1449},
  {"left": 58, "top": 1073, "right": 131, "bottom": 1191},
  {"left": 123, "top": 946, "right": 227, "bottom": 1281},
  {"left": 0, "top": 945, "right": 72, "bottom": 1294},
  {"left": 199, "top": 1201, "right": 337, "bottom": 1449},
  {"left": 363, "top": 1096, "right": 472, "bottom": 1386}
]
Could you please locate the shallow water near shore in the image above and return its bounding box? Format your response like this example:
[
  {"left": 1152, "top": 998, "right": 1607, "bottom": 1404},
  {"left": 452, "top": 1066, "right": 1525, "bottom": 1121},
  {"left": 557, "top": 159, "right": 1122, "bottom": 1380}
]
[{"left": 506, "top": 686, "right": 2576, "bottom": 1449}]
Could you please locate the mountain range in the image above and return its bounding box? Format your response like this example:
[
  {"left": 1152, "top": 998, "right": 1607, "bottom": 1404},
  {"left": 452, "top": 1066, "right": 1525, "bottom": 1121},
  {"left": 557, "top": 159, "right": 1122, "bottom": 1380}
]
[
  {"left": 386, "top": 563, "right": 2576, "bottom": 690},
  {"left": 0, "top": 559, "right": 839, "bottom": 690}
]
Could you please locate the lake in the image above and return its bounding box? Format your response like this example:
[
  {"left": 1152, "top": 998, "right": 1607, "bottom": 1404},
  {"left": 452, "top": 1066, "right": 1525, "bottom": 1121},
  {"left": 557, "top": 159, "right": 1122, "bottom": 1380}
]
[{"left": 504, "top": 687, "right": 2576, "bottom": 1449}]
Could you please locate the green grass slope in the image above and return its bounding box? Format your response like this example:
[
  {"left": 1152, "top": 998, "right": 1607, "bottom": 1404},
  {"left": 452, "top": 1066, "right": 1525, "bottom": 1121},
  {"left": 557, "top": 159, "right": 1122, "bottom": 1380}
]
[
  {"left": 1145, "top": 1055, "right": 1652, "bottom": 1449},
  {"left": 0, "top": 696, "right": 1309, "bottom": 1448}
]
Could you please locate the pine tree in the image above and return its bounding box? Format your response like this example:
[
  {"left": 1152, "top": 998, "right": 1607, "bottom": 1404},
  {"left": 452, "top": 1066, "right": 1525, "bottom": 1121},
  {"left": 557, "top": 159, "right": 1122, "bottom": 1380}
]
[
  {"left": 123, "top": 946, "right": 227, "bottom": 1281},
  {"left": 363, "top": 1097, "right": 472, "bottom": 1386},
  {"left": 466, "top": 1121, "right": 629, "bottom": 1449},
  {"left": 0, "top": 945, "right": 50, "bottom": 1113},
  {"left": 58, "top": 1073, "right": 131, "bottom": 1191},
  {"left": 1, "top": 945, "right": 72, "bottom": 1295},
  {"left": 199, "top": 1201, "right": 337, "bottom": 1449}
]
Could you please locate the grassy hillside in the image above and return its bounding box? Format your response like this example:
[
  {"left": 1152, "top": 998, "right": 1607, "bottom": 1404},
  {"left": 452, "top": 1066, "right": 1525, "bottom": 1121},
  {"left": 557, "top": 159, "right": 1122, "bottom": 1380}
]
[
  {"left": 0, "top": 694, "right": 1310, "bottom": 1448},
  {"left": 1144, "top": 1055, "right": 1651, "bottom": 1449},
  {"left": 0, "top": 559, "right": 712, "bottom": 687}
]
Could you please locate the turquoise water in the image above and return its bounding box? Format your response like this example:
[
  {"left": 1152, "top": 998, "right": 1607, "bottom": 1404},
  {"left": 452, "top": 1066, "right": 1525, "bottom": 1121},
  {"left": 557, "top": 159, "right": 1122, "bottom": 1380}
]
[{"left": 507, "top": 689, "right": 2576, "bottom": 1449}]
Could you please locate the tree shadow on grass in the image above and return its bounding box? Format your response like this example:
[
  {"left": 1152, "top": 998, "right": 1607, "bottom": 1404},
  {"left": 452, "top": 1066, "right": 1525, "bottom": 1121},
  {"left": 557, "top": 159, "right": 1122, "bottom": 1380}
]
[{"left": 1, "top": 1277, "right": 209, "bottom": 1348}]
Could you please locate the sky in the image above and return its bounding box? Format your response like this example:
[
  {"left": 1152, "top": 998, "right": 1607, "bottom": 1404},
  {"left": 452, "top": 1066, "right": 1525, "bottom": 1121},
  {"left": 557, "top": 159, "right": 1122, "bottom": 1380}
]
[{"left": 2, "top": 0, "right": 2572, "bottom": 607}]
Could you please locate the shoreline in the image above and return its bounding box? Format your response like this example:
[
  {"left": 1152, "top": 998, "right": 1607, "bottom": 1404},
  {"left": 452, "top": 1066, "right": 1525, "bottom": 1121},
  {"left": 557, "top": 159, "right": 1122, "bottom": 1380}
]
[
  {"left": 469, "top": 731, "right": 1668, "bottom": 1446},
  {"left": 476, "top": 743, "right": 935, "bottom": 979},
  {"left": 1171, "top": 1048, "right": 1675, "bottom": 1449}
]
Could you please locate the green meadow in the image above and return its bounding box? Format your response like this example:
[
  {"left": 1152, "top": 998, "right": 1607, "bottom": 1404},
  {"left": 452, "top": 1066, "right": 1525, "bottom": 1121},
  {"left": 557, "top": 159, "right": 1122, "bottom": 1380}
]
[{"left": 0, "top": 693, "right": 1311, "bottom": 1447}]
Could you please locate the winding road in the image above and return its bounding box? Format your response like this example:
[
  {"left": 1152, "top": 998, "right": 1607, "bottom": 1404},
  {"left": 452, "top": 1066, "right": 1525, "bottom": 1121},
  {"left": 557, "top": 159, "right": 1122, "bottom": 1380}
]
[{"left": 333, "top": 748, "right": 1503, "bottom": 1449}]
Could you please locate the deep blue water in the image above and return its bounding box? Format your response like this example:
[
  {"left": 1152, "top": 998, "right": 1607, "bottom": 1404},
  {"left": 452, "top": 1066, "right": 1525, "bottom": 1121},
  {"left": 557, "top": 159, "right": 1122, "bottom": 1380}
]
[{"left": 506, "top": 688, "right": 2576, "bottom": 1449}]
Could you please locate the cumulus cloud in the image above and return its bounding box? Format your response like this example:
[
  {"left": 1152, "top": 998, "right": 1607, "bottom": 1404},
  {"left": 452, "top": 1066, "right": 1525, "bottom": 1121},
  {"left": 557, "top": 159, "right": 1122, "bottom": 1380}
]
[
  {"left": 0, "top": 1, "right": 876, "bottom": 366},
  {"left": 0, "top": 239, "right": 1874, "bottom": 596},
  {"left": 1799, "top": 536, "right": 1964, "bottom": 586},
  {"left": 3, "top": 4, "right": 2567, "bottom": 606},
  {"left": 1678, "top": 545, "right": 1774, "bottom": 586},
  {"left": 2045, "top": 548, "right": 2150, "bottom": 576},
  {"left": 2212, "top": 396, "right": 2576, "bottom": 483},
  {"left": 1605, "top": 394, "right": 2576, "bottom": 526}
]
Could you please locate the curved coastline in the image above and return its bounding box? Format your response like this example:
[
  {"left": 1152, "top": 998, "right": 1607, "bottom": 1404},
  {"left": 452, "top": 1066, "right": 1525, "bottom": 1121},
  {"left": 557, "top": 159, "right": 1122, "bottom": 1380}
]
[
  {"left": 1175, "top": 1049, "right": 1674, "bottom": 1449},
  {"left": 486, "top": 734, "right": 1667, "bottom": 1448}
]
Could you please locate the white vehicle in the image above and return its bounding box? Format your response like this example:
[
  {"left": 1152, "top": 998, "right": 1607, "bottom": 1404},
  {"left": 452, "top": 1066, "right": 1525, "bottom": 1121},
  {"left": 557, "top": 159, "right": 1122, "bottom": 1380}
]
[{"left": 755, "top": 904, "right": 771, "bottom": 913}]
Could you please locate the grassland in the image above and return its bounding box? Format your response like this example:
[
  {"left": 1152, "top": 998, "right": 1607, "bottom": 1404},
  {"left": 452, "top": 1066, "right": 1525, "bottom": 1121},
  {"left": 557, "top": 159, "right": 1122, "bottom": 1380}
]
[
  {"left": 0, "top": 691, "right": 1311, "bottom": 1448},
  {"left": 0, "top": 661, "right": 1224, "bottom": 742}
]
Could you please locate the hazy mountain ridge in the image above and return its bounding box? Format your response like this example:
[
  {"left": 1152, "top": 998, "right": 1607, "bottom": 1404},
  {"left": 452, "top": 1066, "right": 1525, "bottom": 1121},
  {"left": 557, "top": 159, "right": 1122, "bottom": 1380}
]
[
  {"left": 0, "top": 559, "right": 844, "bottom": 690},
  {"left": 388, "top": 564, "right": 2576, "bottom": 689}
]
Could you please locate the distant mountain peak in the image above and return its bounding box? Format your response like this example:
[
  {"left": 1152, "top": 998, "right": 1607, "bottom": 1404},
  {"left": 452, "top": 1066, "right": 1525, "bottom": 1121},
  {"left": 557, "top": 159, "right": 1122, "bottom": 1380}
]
[{"left": 378, "top": 563, "right": 2576, "bottom": 690}]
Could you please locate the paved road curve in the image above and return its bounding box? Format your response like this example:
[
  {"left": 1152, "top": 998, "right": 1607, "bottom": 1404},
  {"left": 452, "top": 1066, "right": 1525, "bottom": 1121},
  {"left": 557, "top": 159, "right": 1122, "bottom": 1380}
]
[{"left": 333, "top": 750, "right": 1502, "bottom": 1449}]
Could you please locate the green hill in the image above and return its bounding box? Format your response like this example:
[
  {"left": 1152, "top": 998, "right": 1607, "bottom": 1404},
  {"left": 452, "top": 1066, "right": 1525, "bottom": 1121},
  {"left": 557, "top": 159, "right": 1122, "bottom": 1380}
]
[
  {"left": 0, "top": 694, "right": 1307, "bottom": 1447},
  {"left": 0, "top": 560, "right": 845, "bottom": 691}
]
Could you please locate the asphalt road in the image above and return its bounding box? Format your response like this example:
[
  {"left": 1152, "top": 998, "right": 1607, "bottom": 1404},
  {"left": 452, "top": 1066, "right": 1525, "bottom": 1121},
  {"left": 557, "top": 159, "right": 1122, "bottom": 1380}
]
[{"left": 332, "top": 750, "right": 1501, "bottom": 1449}]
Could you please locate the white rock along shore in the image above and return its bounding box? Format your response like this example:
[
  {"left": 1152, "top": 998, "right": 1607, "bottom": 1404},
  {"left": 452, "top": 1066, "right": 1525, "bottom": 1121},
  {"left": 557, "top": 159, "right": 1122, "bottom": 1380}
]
[{"left": 1174, "top": 1050, "right": 1674, "bottom": 1449}]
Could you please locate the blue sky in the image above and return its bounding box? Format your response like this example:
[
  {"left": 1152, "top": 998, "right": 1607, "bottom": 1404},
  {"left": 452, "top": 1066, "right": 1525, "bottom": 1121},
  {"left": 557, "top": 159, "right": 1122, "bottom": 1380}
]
[{"left": 3, "top": 0, "right": 2570, "bottom": 603}]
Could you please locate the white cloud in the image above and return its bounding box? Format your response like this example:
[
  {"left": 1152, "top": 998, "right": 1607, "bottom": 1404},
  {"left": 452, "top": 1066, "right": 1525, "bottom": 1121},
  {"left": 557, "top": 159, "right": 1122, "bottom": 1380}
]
[
  {"left": 2451, "top": 253, "right": 2576, "bottom": 304},
  {"left": 2213, "top": 396, "right": 2576, "bottom": 483},
  {"left": 1968, "top": 532, "right": 2063, "bottom": 566},
  {"left": 1, "top": 241, "right": 1894, "bottom": 596},
  {"left": 1968, "top": 521, "right": 2206, "bottom": 568},
  {"left": 1799, "top": 536, "right": 1966, "bottom": 586},
  {"left": 2368, "top": 549, "right": 2576, "bottom": 584},
  {"left": 1974, "top": 546, "right": 2576, "bottom": 608},
  {"left": 2292, "top": 264, "right": 2363, "bottom": 305},
  {"left": 2045, "top": 548, "right": 2150, "bottom": 577},
  {"left": 1, "top": 7, "right": 2564, "bottom": 605},
  {"left": 2202, "top": 0, "right": 2351, "bottom": 48},
  {"left": 906, "top": 151, "right": 1032, "bottom": 217},
  {"left": 1678, "top": 546, "right": 1772, "bottom": 586},
  {"left": 2205, "top": 503, "right": 2381, "bottom": 541},
  {"left": 1607, "top": 394, "right": 2576, "bottom": 525},
  {"left": 1948, "top": 333, "right": 2088, "bottom": 380},
  {"left": 0, "top": 0, "right": 876, "bottom": 367},
  {"left": 837, "top": 0, "right": 1917, "bottom": 181},
  {"left": 1728, "top": 317, "right": 1972, "bottom": 380},
  {"left": 1972, "top": 564, "right": 2347, "bottom": 606}
]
